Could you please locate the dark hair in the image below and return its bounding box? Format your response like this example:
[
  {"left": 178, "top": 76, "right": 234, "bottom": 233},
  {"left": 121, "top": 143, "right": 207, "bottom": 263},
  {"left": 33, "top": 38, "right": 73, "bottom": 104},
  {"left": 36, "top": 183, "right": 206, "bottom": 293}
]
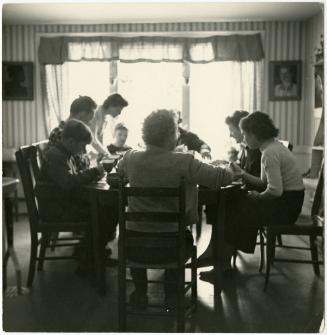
[
  {"left": 70, "top": 96, "right": 97, "bottom": 117},
  {"left": 225, "top": 110, "right": 249, "bottom": 128},
  {"left": 102, "top": 93, "right": 128, "bottom": 110},
  {"left": 62, "top": 119, "right": 93, "bottom": 144},
  {"left": 142, "top": 109, "right": 177, "bottom": 148},
  {"left": 240, "top": 111, "right": 279, "bottom": 140},
  {"left": 114, "top": 122, "right": 128, "bottom": 132}
]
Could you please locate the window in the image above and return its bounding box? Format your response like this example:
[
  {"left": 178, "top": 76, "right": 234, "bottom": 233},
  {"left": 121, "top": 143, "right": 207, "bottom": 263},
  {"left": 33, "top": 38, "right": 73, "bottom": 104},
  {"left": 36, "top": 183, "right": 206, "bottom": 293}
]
[
  {"left": 117, "top": 62, "right": 183, "bottom": 147},
  {"left": 190, "top": 61, "right": 261, "bottom": 159}
]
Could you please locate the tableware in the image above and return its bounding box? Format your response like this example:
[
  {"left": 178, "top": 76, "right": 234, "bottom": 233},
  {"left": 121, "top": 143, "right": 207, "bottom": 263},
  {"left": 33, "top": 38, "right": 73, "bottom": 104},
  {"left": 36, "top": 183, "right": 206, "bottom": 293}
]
[{"left": 102, "top": 159, "right": 115, "bottom": 173}]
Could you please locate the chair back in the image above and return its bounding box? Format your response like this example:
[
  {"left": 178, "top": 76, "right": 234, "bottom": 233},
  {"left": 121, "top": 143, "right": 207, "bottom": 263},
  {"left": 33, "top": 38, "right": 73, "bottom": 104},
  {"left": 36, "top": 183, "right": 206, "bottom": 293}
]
[
  {"left": 311, "top": 159, "right": 324, "bottom": 220},
  {"left": 15, "top": 141, "right": 48, "bottom": 233},
  {"left": 118, "top": 178, "right": 187, "bottom": 266}
]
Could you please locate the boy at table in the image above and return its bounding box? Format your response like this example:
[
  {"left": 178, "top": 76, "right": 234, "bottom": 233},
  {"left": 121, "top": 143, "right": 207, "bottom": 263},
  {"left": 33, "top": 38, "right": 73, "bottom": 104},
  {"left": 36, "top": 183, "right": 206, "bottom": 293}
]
[
  {"left": 36, "top": 119, "right": 117, "bottom": 275},
  {"left": 107, "top": 123, "right": 132, "bottom": 155}
]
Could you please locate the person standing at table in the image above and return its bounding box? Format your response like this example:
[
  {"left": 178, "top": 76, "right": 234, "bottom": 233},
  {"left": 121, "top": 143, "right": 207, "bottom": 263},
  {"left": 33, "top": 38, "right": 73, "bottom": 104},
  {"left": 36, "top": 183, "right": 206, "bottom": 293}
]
[
  {"left": 107, "top": 123, "right": 132, "bottom": 155},
  {"left": 90, "top": 93, "right": 128, "bottom": 156},
  {"left": 47, "top": 95, "right": 97, "bottom": 173},
  {"left": 117, "top": 109, "right": 239, "bottom": 309}
]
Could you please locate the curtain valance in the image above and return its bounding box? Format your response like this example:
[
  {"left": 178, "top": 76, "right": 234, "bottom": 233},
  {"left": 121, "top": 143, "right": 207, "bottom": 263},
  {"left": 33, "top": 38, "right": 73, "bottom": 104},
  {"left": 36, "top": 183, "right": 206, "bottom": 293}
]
[{"left": 39, "top": 34, "right": 264, "bottom": 65}]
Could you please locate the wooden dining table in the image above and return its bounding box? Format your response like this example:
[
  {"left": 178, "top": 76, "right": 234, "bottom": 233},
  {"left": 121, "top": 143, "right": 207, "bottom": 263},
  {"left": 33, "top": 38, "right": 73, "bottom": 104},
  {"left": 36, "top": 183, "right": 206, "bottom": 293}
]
[{"left": 86, "top": 178, "right": 240, "bottom": 310}]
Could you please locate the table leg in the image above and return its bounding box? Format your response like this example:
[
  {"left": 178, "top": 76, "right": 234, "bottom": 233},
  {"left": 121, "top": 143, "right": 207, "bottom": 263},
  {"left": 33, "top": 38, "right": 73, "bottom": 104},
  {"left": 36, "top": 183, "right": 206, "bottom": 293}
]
[{"left": 4, "top": 197, "right": 23, "bottom": 295}]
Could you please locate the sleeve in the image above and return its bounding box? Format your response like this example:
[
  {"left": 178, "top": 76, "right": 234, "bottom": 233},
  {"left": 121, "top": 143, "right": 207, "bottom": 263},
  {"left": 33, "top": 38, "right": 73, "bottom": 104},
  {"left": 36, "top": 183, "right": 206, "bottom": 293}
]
[
  {"left": 259, "top": 151, "right": 283, "bottom": 198},
  {"left": 180, "top": 129, "right": 210, "bottom": 153},
  {"left": 185, "top": 155, "right": 233, "bottom": 189},
  {"left": 45, "top": 151, "right": 100, "bottom": 191}
]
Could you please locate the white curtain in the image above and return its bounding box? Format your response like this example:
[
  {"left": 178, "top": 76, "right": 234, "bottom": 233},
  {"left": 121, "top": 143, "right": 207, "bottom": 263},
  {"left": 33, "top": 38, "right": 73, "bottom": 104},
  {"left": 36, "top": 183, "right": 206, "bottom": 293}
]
[
  {"left": 190, "top": 61, "right": 263, "bottom": 159},
  {"left": 44, "top": 64, "right": 70, "bottom": 132},
  {"left": 44, "top": 61, "right": 110, "bottom": 134}
]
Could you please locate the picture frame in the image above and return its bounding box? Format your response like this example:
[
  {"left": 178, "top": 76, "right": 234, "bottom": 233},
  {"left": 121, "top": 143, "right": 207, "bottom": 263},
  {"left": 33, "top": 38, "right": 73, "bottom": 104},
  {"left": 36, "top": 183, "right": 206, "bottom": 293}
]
[
  {"left": 3, "top": 61, "right": 34, "bottom": 101},
  {"left": 269, "top": 60, "right": 301, "bottom": 101}
]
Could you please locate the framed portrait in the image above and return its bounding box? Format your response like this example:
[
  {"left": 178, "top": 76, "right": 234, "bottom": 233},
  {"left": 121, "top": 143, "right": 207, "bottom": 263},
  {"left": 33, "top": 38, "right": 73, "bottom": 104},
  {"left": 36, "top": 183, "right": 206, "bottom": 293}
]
[
  {"left": 269, "top": 60, "right": 301, "bottom": 101},
  {"left": 3, "top": 62, "right": 34, "bottom": 101}
]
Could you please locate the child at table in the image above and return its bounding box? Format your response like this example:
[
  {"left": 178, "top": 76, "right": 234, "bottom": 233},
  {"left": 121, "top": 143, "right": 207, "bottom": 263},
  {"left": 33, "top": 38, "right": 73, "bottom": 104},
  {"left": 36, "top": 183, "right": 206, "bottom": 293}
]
[
  {"left": 107, "top": 123, "right": 132, "bottom": 155},
  {"left": 35, "top": 119, "right": 117, "bottom": 274}
]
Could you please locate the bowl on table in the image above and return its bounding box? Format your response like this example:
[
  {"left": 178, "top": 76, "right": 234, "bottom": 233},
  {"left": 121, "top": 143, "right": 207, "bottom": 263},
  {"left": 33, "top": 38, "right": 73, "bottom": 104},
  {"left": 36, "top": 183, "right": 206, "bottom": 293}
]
[{"left": 101, "top": 159, "right": 116, "bottom": 173}]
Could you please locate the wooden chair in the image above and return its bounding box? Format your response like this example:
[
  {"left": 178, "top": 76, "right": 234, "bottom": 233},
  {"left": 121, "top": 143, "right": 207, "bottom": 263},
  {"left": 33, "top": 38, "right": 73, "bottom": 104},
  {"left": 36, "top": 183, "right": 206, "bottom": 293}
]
[
  {"left": 15, "top": 142, "right": 87, "bottom": 287},
  {"left": 233, "top": 140, "right": 294, "bottom": 271},
  {"left": 264, "top": 161, "right": 324, "bottom": 291},
  {"left": 117, "top": 178, "right": 197, "bottom": 332}
]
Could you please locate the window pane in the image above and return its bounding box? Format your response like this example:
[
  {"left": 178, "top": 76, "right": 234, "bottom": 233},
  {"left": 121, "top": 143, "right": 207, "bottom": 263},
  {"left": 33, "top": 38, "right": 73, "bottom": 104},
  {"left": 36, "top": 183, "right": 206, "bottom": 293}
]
[
  {"left": 66, "top": 61, "right": 110, "bottom": 109},
  {"left": 118, "top": 62, "right": 183, "bottom": 147}
]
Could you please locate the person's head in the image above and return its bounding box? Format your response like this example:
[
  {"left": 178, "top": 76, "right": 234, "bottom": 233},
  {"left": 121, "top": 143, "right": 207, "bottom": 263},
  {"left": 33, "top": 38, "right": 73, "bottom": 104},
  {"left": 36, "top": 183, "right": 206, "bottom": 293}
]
[
  {"left": 113, "top": 123, "right": 128, "bottom": 147},
  {"left": 240, "top": 111, "right": 279, "bottom": 149},
  {"left": 142, "top": 109, "right": 178, "bottom": 150},
  {"left": 102, "top": 93, "right": 128, "bottom": 118},
  {"left": 225, "top": 110, "right": 249, "bottom": 143},
  {"left": 62, "top": 119, "right": 93, "bottom": 155},
  {"left": 69, "top": 96, "right": 97, "bottom": 126},
  {"left": 279, "top": 66, "right": 293, "bottom": 84}
]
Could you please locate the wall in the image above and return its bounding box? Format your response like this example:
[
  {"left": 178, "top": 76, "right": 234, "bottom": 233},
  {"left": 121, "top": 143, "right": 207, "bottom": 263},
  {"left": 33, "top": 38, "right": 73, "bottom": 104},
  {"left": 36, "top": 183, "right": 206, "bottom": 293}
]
[{"left": 2, "top": 19, "right": 322, "bottom": 170}]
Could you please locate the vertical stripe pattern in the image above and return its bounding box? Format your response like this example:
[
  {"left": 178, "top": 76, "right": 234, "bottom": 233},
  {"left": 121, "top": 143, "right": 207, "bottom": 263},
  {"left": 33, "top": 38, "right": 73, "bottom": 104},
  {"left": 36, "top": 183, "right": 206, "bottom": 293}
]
[{"left": 2, "top": 19, "right": 323, "bottom": 149}]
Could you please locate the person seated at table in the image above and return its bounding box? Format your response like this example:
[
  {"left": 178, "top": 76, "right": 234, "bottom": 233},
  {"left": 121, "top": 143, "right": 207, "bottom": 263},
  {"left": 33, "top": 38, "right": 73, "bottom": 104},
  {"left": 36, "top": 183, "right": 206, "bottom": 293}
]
[
  {"left": 117, "top": 109, "right": 238, "bottom": 309},
  {"left": 107, "top": 123, "right": 132, "bottom": 155},
  {"left": 36, "top": 119, "right": 117, "bottom": 275},
  {"left": 198, "top": 110, "right": 262, "bottom": 272},
  {"left": 47, "top": 95, "right": 97, "bottom": 173},
  {"left": 202, "top": 112, "right": 305, "bottom": 283},
  {"left": 175, "top": 111, "right": 212, "bottom": 160},
  {"left": 90, "top": 93, "right": 129, "bottom": 156}
]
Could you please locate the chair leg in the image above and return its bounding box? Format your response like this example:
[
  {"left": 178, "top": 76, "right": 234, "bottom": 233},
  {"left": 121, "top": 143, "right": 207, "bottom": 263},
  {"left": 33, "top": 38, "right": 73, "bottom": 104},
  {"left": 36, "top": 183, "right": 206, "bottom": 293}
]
[
  {"left": 118, "top": 263, "right": 127, "bottom": 331},
  {"left": 3, "top": 250, "right": 10, "bottom": 291},
  {"left": 37, "top": 233, "right": 49, "bottom": 271},
  {"left": 191, "top": 246, "right": 197, "bottom": 311},
  {"left": 177, "top": 267, "right": 185, "bottom": 332},
  {"left": 196, "top": 205, "right": 203, "bottom": 239},
  {"left": 232, "top": 248, "right": 237, "bottom": 269},
  {"left": 259, "top": 229, "right": 265, "bottom": 273},
  {"left": 310, "top": 235, "right": 320, "bottom": 276},
  {"left": 277, "top": 234, "right": 283, "bottom": 246},
  {"left": 50, "top": 232, "right": 59, "bottom": 252},
  {"left": 27, "top": 236, "right": 38, "bottom": 287},
  {"left": 264, "top": 230, "right": 276, "bottom": 291}
]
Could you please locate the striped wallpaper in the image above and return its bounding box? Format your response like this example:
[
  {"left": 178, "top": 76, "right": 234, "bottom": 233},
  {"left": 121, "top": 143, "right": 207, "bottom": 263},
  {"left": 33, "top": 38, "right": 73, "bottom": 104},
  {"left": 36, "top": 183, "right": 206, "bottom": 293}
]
[{"left": 2, "top": 18, "right": 323, "bottom": 150}]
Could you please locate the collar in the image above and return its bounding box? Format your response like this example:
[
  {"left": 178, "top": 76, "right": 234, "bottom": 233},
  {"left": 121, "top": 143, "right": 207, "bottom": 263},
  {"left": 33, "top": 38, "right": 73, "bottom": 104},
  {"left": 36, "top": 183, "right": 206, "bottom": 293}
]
[
  {"left": 259, "top": 138, "right": 276, "bottom": 152},
  {"left": 146, "top": 144, "right": 171, "bottom": 153},
  {"left": 56, "top": 142, "right": 72, "bottom": 158}
]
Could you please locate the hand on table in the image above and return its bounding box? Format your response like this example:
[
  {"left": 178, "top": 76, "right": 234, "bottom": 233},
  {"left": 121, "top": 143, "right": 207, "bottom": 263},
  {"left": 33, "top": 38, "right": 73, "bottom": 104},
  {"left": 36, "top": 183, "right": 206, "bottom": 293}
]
[
  {"left": 228, "top": 162, "right": 244, "bottom": 181},
  {"left": 200, "top": 149, "right": 211, "bottom": 160}
]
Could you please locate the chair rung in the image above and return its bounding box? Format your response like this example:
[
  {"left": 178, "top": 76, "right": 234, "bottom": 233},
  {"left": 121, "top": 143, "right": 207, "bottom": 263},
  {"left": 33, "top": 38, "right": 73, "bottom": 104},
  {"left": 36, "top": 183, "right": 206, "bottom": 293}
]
[
  {"left": 274, "top": 245, "right": 311, "bottom": 250},
  {"left": 46, "top": 243, "right": 80, "bottom": 248},
  {"left": 184, "top": 283, "right": 192, "bottom": 293},
  {"left": 272, "top": 258, "right": 323, "bottom": 264},
  {"left": 125, "top": 278, "right": 192, "bottom": 285},
  {"left": 36, "top": 256, "right": 78, "bottom": 260}
]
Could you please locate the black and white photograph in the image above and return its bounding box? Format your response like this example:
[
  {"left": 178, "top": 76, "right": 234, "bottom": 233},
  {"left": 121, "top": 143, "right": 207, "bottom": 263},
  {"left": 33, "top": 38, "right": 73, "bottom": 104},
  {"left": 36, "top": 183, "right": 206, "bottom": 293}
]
[
  {"left": 3, "top": 62, "right": 34, "bottom": 100},
  {"left": 2, "top": 1, "right": 324, "bottom": 333},
  {"left": 269, "top": 60, "right": 302, "bottom": 101}
]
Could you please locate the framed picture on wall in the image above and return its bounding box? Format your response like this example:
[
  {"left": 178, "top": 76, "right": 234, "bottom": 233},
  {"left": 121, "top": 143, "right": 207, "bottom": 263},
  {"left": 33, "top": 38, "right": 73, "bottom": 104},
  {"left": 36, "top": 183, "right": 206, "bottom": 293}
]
[
  {"left": 3, "top": 61, "right": 34, "bottom": 100},
  {"left": 269, "top": 60, "right": 301, "bottom": 101}
]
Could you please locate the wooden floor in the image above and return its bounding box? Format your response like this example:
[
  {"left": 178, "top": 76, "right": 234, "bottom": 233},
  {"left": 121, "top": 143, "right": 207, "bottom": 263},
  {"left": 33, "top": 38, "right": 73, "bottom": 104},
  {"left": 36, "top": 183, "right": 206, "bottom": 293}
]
[{"left": 3, "top": 214, "right": 324, "bottom": 332}]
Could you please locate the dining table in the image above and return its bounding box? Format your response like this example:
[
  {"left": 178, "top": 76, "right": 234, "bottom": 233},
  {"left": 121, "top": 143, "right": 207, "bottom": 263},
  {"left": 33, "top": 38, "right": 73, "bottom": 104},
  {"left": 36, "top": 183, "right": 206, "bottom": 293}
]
[{"left": 85, "top": 176, "right": 240, "bottom": 310}]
